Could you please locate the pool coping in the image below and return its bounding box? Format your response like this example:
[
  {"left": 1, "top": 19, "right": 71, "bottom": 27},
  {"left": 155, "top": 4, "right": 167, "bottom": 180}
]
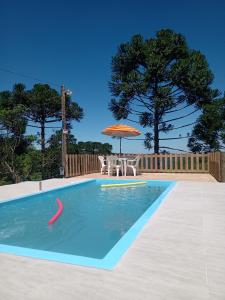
[
  {"left": 0, "top": 179, "right": 96, "bottom": 204},
  {"left": 0, "top": 179, "right": 176, "bottom": 270}
]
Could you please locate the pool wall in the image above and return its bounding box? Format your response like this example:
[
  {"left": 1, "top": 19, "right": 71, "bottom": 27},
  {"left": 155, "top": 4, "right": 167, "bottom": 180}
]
[{"left": 0, "top": 179, "right": 176, "bottom": 270}]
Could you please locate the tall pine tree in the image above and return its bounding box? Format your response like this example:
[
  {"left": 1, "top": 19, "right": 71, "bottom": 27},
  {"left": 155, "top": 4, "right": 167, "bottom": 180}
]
[{"left": 109, "top": 29, "right": 219, "bottom": 153}]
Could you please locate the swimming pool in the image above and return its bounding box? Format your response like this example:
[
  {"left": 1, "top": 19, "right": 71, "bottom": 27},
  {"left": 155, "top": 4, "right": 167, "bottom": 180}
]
[{"left": 0, "top": 179, "right": 175, "bottom": 269}]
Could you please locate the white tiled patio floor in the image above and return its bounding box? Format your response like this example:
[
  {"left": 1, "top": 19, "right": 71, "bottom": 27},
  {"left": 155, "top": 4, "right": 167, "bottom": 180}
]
[{"left": 0, "top": 174, "right": 224, "bottom": 300}]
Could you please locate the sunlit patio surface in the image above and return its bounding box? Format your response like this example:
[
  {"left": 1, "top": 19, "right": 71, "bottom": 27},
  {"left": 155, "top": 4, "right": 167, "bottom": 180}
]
[{"left": 0, "top": 173, "right": 224, "bottom": 300}]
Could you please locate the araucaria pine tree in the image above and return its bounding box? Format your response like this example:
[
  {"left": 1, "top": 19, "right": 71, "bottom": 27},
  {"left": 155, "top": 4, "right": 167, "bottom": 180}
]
[{"left": 109, "top": 29, "right": 219, "bottom": 153}]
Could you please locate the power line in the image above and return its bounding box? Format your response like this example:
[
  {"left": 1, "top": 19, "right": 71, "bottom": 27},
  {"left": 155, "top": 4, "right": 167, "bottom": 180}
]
[
  {"left": 162, "top": 108, "right": 200, "bottom": 124},
  {"left": 159, "top": 135, "right": 190, "bottom": 140},
  {"left": 159, "top": 122, "right": 197, "bottom": 132},
  {"left": 0, "top": 67, "right": 60, "bottom": 88},
  {"left": 169, "top": 122, "right": 197, "bottom": 131},
  {"left": 27, "top": 124, "right": 61, "bottom": 129},
  {"left": 124, "top": 135, "right": 190, "bottom": 141},
  {"left": 159, "top": 146, "right": 187, "bottom": 152}
]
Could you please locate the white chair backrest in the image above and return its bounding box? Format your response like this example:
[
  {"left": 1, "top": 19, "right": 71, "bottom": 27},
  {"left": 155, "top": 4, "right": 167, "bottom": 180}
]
[
  {"left": 107, "top": 156, "right": 119, "bottom": 166},
  {"left": 128, "top": 156, "right": 141, "bottom": 167},
  {"left": 134, "top": 156, "right": 141, "bottom": 167},
  {"left": 98, "top": 156, "right": 105, "bottom": 167}
]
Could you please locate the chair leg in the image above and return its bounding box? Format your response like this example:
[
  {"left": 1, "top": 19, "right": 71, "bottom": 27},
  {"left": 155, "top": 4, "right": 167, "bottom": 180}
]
[
  {"left": 103, "top": 166, "right": 106, "bottom": 175},
  {"left": 116, "top": 167, "right": 119, "bottom": 177},
  {"left": 126, "top": 166, "right": 130, "bottom": 176},
  {"left": 133, "top": 167, "right": 136, "bottom": 176},
  {"left": 122, "top": 164, "right": 126, "bottom": 176}
]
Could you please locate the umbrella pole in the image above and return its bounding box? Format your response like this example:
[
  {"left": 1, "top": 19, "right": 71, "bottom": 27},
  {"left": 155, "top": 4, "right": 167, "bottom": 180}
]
[{"left": 119, "top": 137, "right": 122, "bottom": 156}]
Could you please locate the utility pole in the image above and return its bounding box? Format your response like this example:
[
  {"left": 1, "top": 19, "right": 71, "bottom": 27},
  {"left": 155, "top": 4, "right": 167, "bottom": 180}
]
[{"left": 61, "top": 85, "right": 67, "bottom": 177}]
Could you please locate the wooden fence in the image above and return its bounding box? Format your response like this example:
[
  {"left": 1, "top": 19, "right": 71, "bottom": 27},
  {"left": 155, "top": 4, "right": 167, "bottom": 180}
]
[
  {"left": 134, "top": 153, "right": 210, "bottom": 173},
  {"left": 65, "top": 152, "right": 211, "bottom": 177},
  {"left": 209, "top": 152, "right": 225, "bottom": 182},
  {"left": 65, "top": 152, "right": 225, "bottom": 181},
  {"left": 65, "top": 154, "right": 100, "bottom": 177}
]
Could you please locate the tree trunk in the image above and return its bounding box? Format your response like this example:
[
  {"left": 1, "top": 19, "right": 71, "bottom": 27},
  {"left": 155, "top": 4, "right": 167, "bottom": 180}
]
[
  {"left": 15, "top": 174, "right": 21, "bottom": 184},
  {"left": 154, "top": 109, "right": 159, "bottom": 154},
  {"left": 4, "top": 160, "right": 21, "bottom": 184},
  {"left": 40, "top": 119, "right": 46, "bottom": 179},
  {"left": 11, "top": 169, "right": 21, "bottom": 184}
]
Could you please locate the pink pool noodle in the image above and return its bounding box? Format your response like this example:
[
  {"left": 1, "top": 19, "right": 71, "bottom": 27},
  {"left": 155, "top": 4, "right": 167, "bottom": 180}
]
[{"left": 48, "top": 198, "right": 63, "bottom": 225}]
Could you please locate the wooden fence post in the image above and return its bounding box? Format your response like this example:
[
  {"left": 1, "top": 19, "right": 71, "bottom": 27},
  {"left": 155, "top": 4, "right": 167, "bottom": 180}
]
[{"left": 221, "top": 153, "right": 225, "bottom": 182}]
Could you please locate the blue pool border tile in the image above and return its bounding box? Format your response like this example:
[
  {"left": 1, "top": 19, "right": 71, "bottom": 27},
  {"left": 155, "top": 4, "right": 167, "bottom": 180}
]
[{"left": 0, "top": 179, "right": 176, "bottom": 270}]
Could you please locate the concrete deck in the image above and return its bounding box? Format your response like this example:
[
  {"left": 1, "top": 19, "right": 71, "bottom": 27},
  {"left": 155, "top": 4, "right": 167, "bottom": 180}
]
[
  {"left": 0, "top": 172, "right": 216, "bottom": 201},
  {"left": 78, "top": 172, "right": 217, "bottom": 182},
  {"left": 0, "top": 175, "right": 224, "bottom": 299}
]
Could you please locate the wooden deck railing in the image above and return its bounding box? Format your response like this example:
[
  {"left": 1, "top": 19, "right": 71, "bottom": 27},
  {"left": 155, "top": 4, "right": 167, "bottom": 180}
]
[
  {"left": 65, "top": 152, "right": 212, "bottom": 177},
  {"left": 208, "top": 152, "right": 225, "bottom": 182},
  {"left": 122, "top": 153, "right": 210, "bottom": 173},
  {"left": 65, "top": 154, "right": 100, "bottom": 177},
  {"left": 65, "top": 152, "right": 225, "bottom": 181}
]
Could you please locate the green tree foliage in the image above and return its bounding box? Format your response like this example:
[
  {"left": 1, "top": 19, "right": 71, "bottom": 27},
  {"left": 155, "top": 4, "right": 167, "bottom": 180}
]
[
  {"left": 25, "top": 84, "right": 83, "bottom": 179},
  {"left": 45, "top": 130, "right": 78, "bottom": 178},
  {"left": 76, "top": 141, "right": 112, "bottom": 155},
  {"left": 188, "top": 96, "right": 225, "bottom": 152},
  {"left": 109, "top": 29, "right": 219, "bottom": 153},
  {"left": 47, "top": 132, "right": 112, "bottom": 157},
  {"left": 45, "top": 131, "right": 112, "bottom": 178},
  {"left": 0, "top": 85, "right": 38, "bottom": 183},
  {"left": 0, "top": 83, "right": 111, "bottom": 185},
  {"left": 0, "top": 83, "right": 84, "bottom": 183}
]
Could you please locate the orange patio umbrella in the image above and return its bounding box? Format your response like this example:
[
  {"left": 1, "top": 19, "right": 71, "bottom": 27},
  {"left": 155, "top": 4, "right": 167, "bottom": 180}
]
[{"left": 102, "top": 124, "right": 141, "bottom": 155}]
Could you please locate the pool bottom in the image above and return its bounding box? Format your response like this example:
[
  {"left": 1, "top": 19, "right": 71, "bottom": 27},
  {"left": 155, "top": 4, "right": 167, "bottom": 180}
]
[{"left": 0, "top": 179, "right": 176, "bottom": 270}]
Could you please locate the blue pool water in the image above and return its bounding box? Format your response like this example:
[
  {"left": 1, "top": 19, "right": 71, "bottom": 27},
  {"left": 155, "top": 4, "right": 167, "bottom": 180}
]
[{"left": 0, "top": 179, "right": 175, "bottom": 268}]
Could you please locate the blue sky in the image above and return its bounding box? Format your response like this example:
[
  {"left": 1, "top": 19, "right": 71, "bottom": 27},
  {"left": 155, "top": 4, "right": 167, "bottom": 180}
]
[{"left": 1, "top": 0, "right": 225, "bottom": 153}]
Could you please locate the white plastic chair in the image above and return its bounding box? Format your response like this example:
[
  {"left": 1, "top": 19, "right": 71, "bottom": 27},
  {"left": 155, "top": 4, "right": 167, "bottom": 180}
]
[
  {"left": 98, "top": 156, "right": 107, "bottom": 174},
  {"left": 107, "top": 156, "right": 122, "bottom": 177},
  {"left": 126, "top": 156, "right": 141, "bottom": 176}
]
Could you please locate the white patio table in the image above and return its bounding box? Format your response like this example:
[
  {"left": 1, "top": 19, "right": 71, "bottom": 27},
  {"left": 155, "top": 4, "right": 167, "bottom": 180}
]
[{"left": 118, "top": 157, "right": 128, "bottom": 176}]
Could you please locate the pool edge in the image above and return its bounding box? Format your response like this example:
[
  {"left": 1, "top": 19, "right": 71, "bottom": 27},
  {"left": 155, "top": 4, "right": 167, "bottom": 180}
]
[{"left": 0, "top": 180, "right": 176, "bottom": 270}]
